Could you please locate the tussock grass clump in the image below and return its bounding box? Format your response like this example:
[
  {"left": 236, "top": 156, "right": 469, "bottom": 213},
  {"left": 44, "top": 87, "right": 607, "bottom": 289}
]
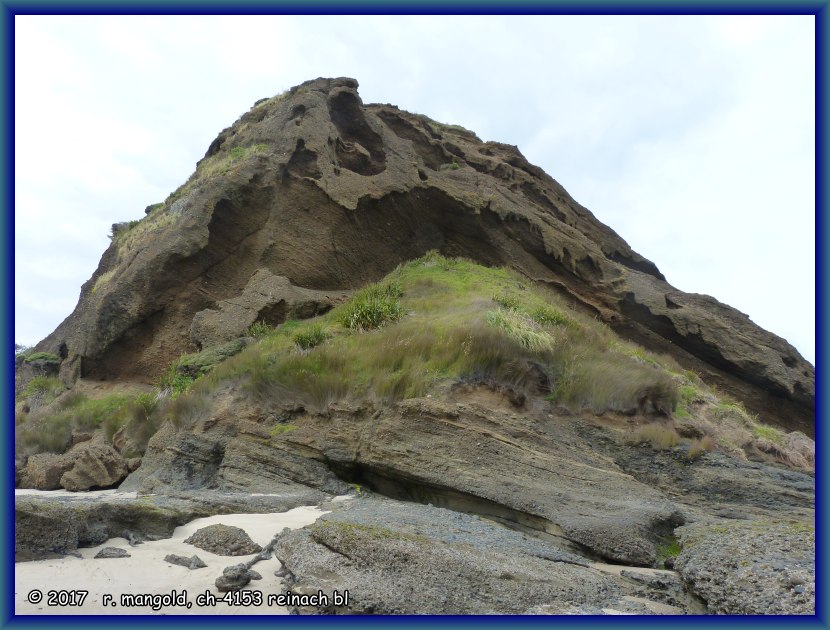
[
  {"left": 102, "top": 392, "right": 158, "bottom": 437},
  {"left": 16, "top": 415, "right": 74, "bottom": 455},
  {"left": 530, "top": 305, "right": 571, "bottom": 327},
  {"left": 550, "top": 354, "right": 678, "bottom": 415},
  {"left": 248, "top": 347, "right": 351, "bottom": 413},
  {"left": 22, "top": 351, "right": 61, "bottom": 365},
  {"left": 158, "top": 363, "right": 195, "bottom": 398},
  {"left": 158, "top": 339, "right": 250, "bottom": 397},
  {"left": 293, "top": 324, "right": 328, "bottom": 350},
  {"left": 627, "top": 422, "right": 681, "bottom": 450},
  {"left": 338, "top": 281, "right": 404, "bottom": 331},
  {"left": 19, "top": 376, "right": 65, "bottom": 407},
  {"left": 163, "top": 390, "right": 212, "bottom": 431},
  {"left": 16, "top": 390, "right": 154, "bottom": 456},
  {"left": 493, "top": 293, "right": 521, "bottom": 310},
  {"left": 687, "top": 435, "right": 716, "bottom": 460},
  {"left": 55, "top": 393, "right": 132, "bottom": 432},
  {"left": 486, "top": 308, "right": 553, "bottom": 352},
  {"left": 664, "top": 373, "right": 812, "bottom": 469},
  {"left": 246, "top": 321, "right": 276, "bottom": 338}
]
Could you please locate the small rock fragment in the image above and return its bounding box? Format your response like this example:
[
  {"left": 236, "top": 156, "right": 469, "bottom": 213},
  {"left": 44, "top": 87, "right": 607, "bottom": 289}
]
[
  {"left": 164, "top": 553, "right": 208, "bottom": 570},
  {"left": 215, "top": 563, "right": 259, "bottom": 592},
  {"left": 95, "top": 547, "right": 130, "bottom": 559}
]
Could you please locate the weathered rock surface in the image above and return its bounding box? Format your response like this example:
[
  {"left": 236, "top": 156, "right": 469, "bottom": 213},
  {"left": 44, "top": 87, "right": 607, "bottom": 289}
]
[
  {"left": 673, "top": 519, "right": 815, "bottom": 614},
  {"left": 190, "top": 270, "right": 350, "bottom": 348},
  {"left": 126, "top": 395, "right": 684, "bottom": 565},
  {"left": 184, "top": 524, "right": 262, "bottom": 556},
  {"left": 215, "top": 563, "right": 262, "bottom": 592},
  {"left": 60, "top": 442, "right": 130, "bottom": 491},
  {"left": 94, "top": 547, "right": 130, "bottom": 559},
  {"left": 164, "top": 553, "right": 207, "bottom": 569},
  {"left": 19, "top": 453, "right": 74, "bottom": 490},
  {"left": 28, "top": 77, "right": 813, "bottom": 433},
  {"left": 274, "top": 496, "right": 702, "bottom": 615},
  {"left": 19, "top": 437, "right": 131, "bottom": 491}
]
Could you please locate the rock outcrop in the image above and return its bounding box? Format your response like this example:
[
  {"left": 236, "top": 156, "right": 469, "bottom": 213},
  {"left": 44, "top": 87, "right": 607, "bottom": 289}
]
[
  {"left": 184, "top": 524, "right": 262, "bottom": 556},
  {"left": 18, "top": 436, "right": 131, "bottom": 491},
  {"left": 29, "top": 77, "right": 813, "bottom": 433},
  {"left": 14, "top": 77, "right": 815, "bottom": 616}
]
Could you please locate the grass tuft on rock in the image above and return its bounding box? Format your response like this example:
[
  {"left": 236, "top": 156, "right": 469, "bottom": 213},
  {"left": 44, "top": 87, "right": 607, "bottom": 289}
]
[{"left": 338, "top": 281, "right": 404, "bottom": 331}]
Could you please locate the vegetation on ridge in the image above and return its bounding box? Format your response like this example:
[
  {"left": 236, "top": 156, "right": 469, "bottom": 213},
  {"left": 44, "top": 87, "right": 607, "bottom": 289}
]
[{"left": 14, "top": 252, "right": 812, "bottom": 471}]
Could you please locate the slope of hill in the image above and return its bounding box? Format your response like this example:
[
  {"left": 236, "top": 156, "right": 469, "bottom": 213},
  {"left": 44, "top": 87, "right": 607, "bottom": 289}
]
[{"left": 13, "top": 78, "right": 815, "bottom": 615}]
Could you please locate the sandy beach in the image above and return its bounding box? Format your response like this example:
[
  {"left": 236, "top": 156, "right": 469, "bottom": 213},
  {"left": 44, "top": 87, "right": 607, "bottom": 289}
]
[{"left": 15, "top": 491, "right": 331, "bottom": 615}]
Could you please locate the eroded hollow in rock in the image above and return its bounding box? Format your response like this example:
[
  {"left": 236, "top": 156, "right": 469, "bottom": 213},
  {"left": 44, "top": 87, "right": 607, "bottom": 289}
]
[{"left": 328, "top": 88, "right": 387, "bottom": 176}]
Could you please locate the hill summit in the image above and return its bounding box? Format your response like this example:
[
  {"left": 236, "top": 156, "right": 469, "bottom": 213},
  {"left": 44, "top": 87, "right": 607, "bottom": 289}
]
[
  {"left": 14, "top": 78, "right": 815, "bottom": 615},
  {"left": 25, "top": 76, "right": 813, "bottom": 433}
]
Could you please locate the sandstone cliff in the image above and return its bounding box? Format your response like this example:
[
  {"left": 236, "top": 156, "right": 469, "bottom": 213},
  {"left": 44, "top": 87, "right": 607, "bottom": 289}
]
[
  {"left": 29, "top": 77, "right": 812, "bottom": 434},
  {"left": 15, "top": 79, "right": 815, "bottom": 615}
]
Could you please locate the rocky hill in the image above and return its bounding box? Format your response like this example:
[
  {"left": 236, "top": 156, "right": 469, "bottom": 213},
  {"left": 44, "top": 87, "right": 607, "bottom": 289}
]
[
  {"left": 14, "top": 78, "right": 814, "bottom": 615},
  {"left": 23, "top": 76, "right": 813, "bottom": 434}
]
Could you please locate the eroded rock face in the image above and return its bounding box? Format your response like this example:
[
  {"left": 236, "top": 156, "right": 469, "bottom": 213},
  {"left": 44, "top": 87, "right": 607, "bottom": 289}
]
[
  {"left": 26, "top": 77, "right": 812, "bottom": 433},
  {"left": 60, "top": 442, "right": 130, "bottom": 492},
  {"left": 673, "top": 520, "right": 815, "bottom": 614},
  {"left": 126, "top": 393, "right": 684, "bottom": 566}
]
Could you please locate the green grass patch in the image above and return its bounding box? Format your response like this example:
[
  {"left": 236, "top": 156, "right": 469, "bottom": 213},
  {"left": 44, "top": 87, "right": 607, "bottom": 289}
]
[
  {"left": 20, "top": 376, "right": 65, "bottom": 404},
  {"left": 158, "top": 363, "right": 196, "bottom": 398},
  {"left": 16, "top": 390, "right": 153, "bottom": 456},
  {"left": 293, "top": 324, "right": 328, "bottom": 350},
  {"left": 159, "top": 339, "right": 250, "bottom": 396},
  {"left": 195, "top": 252, "right": 681, "bottom": 416},
  {"left": 338, "top": 281, "right": 404, "bottom": 331},
  {"left": 493, "top": 293, "right": 521, "bottom": 310},
  {"left": 56, "top": 392, "right": 132, "bottom": 432},
  {"left": 656, "top": 538, "right": 682, "bottom": 563},
  {"left": 530, "top": 305, "right": 571, "bottom": 327},
  {"left": 22, "top": 352, "right": 61, "bottom": 365},
  {"left": 752, "top": 424, "right": 786, "bottom": 445},
  {"left": 270, "top": 423, "right": 299, "bottom": 437},
  {"left": 246, "top": 321, "right": 276, "bottom": 338},
  {"left": 486, "top": 308, "right": 553, "bottom": 352}
]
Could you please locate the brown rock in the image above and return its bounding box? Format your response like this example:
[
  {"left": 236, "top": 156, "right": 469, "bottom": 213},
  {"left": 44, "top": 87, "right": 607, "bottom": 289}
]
[
  {"left": 24, "top": 77, "right": 812, "bottom": 434},
  {"left": 20, "top": 453, "right": 74, "bottom": 490},
  {"left": 59, "top": 442, "right": 130, "bottom": 491}
]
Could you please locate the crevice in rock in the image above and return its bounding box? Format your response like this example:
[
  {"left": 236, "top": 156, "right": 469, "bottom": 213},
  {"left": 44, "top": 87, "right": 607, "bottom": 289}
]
[
  {"left": 324, "top": 461, "right": 604, "bottom": 562},
  {"left": 328, "top": 88, "right": 386, "bottom": 176},
  {"left": 609, "top": 251, "right": 666, "bottom": 279},
  {"left": 376, "top": 110, "right": 447, "bottom": 170},
  {"left": 255, "top": 300, "right": 288, "bottom": 327},
  {"left": 620, "top": 293, "right": 793, "bottom": 402},
  {"left": 664, "top": 295, "right": 682, "bottom": 310},
  {"left": 286, "top": 139, "right": 321, "bottom": 180},
  {"left": 518, "top": 182, "right": 569, "bottom": 223}
]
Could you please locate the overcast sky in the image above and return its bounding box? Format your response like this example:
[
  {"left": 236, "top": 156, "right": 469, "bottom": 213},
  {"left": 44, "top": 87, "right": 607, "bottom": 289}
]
[{"left": 14, "top": 15, "right": 815, "bottom": 363}]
